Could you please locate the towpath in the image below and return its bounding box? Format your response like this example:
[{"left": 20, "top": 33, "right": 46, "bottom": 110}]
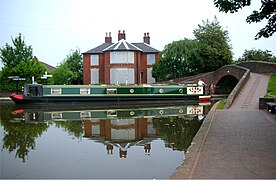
[{"left": 171, "top": 72, "right": 276, "bottom": 179}]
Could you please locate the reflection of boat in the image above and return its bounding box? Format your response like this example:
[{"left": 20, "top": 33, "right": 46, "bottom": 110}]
[
  {"left": 10, "top": 83, "right": 209, "bottom": 105},
  {"left": 12, "top": 104, "right": 206, "bottom": 122}
]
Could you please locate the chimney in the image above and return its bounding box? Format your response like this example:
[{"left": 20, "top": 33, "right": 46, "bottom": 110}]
[
  {"left": 118, "top": 30, "right": 126, "bottom": 41},
  {"left": 143, "top": 32, "right": 150, "bottom": 45},
  {"left": 105, "top": 32, "right": 112, "bottom": 43}
]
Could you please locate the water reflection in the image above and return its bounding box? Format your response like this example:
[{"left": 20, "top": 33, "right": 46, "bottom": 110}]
[{"left": 0, "top": 102, "right": 210, "bottom": 178}]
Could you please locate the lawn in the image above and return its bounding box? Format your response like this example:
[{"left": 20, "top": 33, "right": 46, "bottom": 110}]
[{"left": 265, "top": 73, "right": 276, "bottom": 98}]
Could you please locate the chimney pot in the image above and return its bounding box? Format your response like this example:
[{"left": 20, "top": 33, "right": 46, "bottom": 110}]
[
  {"left": 118, "top": 30, "right": 126, "bottom": 41},
  {"left": 143, "top": 32, "right": 150, "bottom": 45},
  {"left": 105, "top": 32, "right": 112, "bottom": 43}
]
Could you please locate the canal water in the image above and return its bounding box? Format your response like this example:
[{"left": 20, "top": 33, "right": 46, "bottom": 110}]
[{"left": 0, "top": 102, "right": 210, "bottom": 179}]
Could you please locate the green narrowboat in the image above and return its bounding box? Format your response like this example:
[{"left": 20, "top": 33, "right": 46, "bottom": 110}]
[{"left": 10, "top": 83, "right": 207, "bottom": 105}]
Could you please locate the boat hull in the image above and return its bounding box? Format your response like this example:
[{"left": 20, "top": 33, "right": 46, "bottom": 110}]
[{"left": 11, "top": 94, "right": 199, "bottom": 105}]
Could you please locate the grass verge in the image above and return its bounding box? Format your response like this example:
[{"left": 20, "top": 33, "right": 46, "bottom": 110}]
[
  {"left": 265, "top": 74, "right": 276, "bottom": 98},
  {"left": 216, "top": 99, "right": 227, "bottom": 110}
]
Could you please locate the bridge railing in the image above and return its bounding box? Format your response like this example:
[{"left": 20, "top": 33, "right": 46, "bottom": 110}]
[{"left": 224, "top": 68, "right": 250, "bottom": 109}]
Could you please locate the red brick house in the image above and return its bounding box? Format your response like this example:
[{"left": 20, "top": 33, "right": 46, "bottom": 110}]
[{"left": 82, "top": 30, "right": 160, "bottom": 85}]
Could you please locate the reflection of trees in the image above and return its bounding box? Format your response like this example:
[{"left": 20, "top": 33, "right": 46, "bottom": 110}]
[
  {"left": 54, "top": 121, "right": 83, "bottom": 139},
  {"left": 0, "top": 108, "right": 49, "bottom": 162},
  {"left": 153, "top": 116, "right": 202, "bottom": 151}
]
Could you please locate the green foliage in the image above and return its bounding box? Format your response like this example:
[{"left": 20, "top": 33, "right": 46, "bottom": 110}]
[
  {"left": 152, "top": 39, "right": 203, "bottom": 81},
  {"left": 0, "top": 109, "right": 49, "bottom": 162},
  {"left": 238, "top": 49, "right": 276, "bottom": 62},
  {"left": 54, "top": 121, "right": 83, "bottom": 139},
  {"left": 0, "top": 33, "right": 33, "bottom": 67},
  {"left": 49, "top": 63, "right": 73, "bottom": 85},
  {"left": 152, "top": 117, "right": 203, "bottom": 151},
  {"left": 0, "top": 33, "right": 47, "bottom": 91},
  {"left": 265, "top": 74, "right": 276, "bottom": 98},
  {"left": 0, "top": 58, "right": 47, "bottom": 91},
  {"left": 193, "top": 18, "right": 233, "bottom": 72},
  {"left": 216, "top": 99, "right": 227, "bottom": 109},
  {"left": 153, "top": 18, "right": 232, "bottom": 81},
  {"left": 49, "top": 49, "right": 83, "bottom": 85},
  {"left": 213, "top": 0, "right": 275, "bottom": 39},
  {"left": 65, "top": 49, "right": 83, "bottom": 84}
]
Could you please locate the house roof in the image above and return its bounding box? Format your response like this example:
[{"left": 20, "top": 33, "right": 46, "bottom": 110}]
[
  {"left": 132, "top": 43, "right": 159, "bottom": 53},
  {"left": 40, "top": 61, "right": 55, "bottom": 71},
  {"left": 83, "top": 40, "right": 159, "bottom": 54},
  {"left": 103, "top": 39, "right": 142, "bottom": 51},
  {"left": 84, "top": 43, "right": 113, "bottom": 54}
]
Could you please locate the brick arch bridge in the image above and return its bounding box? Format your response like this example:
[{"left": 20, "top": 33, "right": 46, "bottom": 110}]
[{"left": 169, "top": 61, "right": 276, "bottom": 94}]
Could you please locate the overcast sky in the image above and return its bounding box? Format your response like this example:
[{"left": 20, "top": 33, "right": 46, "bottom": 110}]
[{"left": 0, "top": 0, "right": 275, "bottom": 68}]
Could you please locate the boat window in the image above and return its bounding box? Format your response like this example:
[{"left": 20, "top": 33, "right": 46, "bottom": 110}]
[
  {"left": 107, "top": 88, "right": 117, "bottom": 94},
  {"left": 80, "top": 88, "right": 90, "bottom": 95},
  {"left": 107, "top": 110, "right": 117, "bottom": 117},
  {"left": 27, "top": 87, "right": 39, "bottom": 96},
  {"left": 80, "top": 111, "right": 91, "bottom": 118},
  {"left": 51, "top": 88, "right": 61, "bottom": 95},
  {"left": 52, "top": 113, "right": 62, "bottom": 119}
]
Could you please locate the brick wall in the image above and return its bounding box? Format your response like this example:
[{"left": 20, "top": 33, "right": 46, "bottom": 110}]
[
  {"left": 83, "top": 54, "right": 90, "bottom": 85},
  {"left": 237, "top": 61, "right": 276, "bottom": 73}
]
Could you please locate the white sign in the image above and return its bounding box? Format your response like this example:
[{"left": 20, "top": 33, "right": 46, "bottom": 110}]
[
  {"left": 187, "top": 105, "right": 204, "bottom": 115},
  {"left": 187, "top": 86, "right": 203, "bottom": 95}
]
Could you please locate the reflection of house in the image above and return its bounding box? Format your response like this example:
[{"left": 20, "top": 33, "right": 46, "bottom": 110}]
[
  {"left": 82, "top": 30, "right": 160, "bottom": 85},
  {"left": 84, "top": 118, "right": 158, "bottom": 141},
  {"left": 83, "top": 118, "right": 159, "bottom": 158}
]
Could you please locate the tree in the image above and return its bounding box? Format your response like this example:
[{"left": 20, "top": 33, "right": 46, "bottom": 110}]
[
  {"left": 152, "top": 39, "right": 203, "bottom": 81},
  {"left": 64, "top": 49, "right": 83, "bottom": 85},
  {"left": 238, "top": 48, "right": 276, "bottom": 62},
  {"left": 49, "top": 63, "right": 73, "bottom": 85},
  {"left": 49, "top": 49, "right": 82, "bottom": 85},
  {"left": 193, "top": 18, "right": 233, "bottom": 72},
  {"left": 213, "top": 0, "right": 276, "bottom": 39},
  {"left": 0, "top": 33, "right": 32, "bottom": 67},
  {"left": 0, "top": 34, "right": 47, "bottom": 91},
  {"left": 153, "top": 18, "right": 232, "bottom": 82}
]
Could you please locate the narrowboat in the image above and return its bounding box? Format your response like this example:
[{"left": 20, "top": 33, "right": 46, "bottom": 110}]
[
  {"left": 12, "top": 104, "right": 206, "bottom": 122},
  {"left": 10, "top": 83, "right": 209, "bottom": 105}
]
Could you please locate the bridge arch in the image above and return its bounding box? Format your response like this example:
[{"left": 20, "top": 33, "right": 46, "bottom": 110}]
[{"left": 215, "top": 75, "right": 239, "bottom": 94}]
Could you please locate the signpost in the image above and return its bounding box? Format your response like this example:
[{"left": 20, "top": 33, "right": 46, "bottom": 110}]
[{"left": 41, "top": 72, "right": 52, "bottom": 84}]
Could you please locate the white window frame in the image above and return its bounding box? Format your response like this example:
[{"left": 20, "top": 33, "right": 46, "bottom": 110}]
[
  {"left": 90, "top": 54, "right": 99, "bottom": 66},
  {"left": 51, "top": 88, "right": 61, "bottom": 95},
  {"left": 147, "top": 68, "right": 155, "bottom": 83},
  {"left": 80, "top": 88, "right": 90, "bottom": 95},
  {"left": 110, "top": 51, "right": 134, "bottom": 64},
  {"left": 90, "top": 69, "right": 99, "bottom": 84},
  {"left": 110, "top": 68, "right": 134, "bottom": 85},
  {"left": 80, "top": 111, "right": 91, "bottom": 118},
  {"left": 147, "top": 54, "right": 155, "bottom": 65},
  {"left": 52, "top": 113, "right": 62, "bottom": 119}
]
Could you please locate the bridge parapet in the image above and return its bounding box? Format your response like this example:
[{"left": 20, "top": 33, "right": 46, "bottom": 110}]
[
  {"left": 163, "top": 61, "right": 275, "bottom": 108},
  {"left": 237, "top": 61, "right": 276, "bottom": 73}
]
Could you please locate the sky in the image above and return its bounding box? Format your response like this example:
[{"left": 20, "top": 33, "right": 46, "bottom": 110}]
[{"left": 0, "top": 0, "right": 275, "bottom": 69}]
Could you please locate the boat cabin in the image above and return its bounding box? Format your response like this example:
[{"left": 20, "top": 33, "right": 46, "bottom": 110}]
[{"left": 24, "top": 84, "right": 43, "bottom": 97}]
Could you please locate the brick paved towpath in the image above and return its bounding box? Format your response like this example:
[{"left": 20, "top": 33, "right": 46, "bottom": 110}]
[{"left": 171, "top": 73, "right": 276, "bottom": 179}]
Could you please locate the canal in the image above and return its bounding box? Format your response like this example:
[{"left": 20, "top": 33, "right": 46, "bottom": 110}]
[{"left": 0, "top": 101, "right": 210, "bottom": 179}]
